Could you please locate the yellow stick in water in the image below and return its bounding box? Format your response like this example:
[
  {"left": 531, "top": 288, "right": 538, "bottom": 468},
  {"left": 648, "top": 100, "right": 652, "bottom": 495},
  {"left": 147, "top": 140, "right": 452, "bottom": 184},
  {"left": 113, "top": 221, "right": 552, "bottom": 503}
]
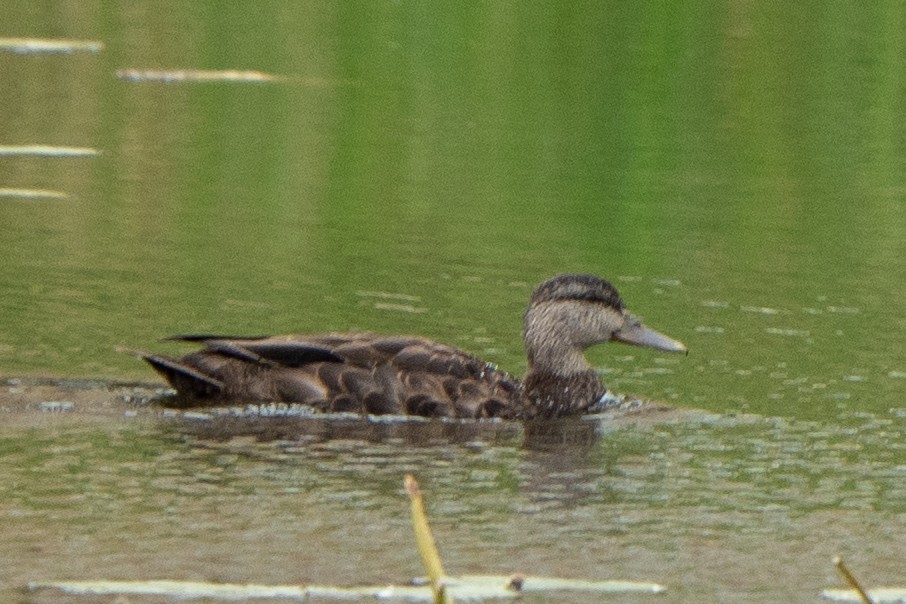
[
  {"left": 404, "top": 475, "right": 452, "bottom": 604},
  {"left": 833, "top": 556, "right": 874, "bottom": 604}
]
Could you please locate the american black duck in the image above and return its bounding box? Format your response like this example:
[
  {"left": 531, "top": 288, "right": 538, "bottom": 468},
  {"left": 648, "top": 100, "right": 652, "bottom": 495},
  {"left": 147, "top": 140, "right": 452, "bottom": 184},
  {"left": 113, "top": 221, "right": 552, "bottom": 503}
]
[{"left": 142, "top": 274, "right": 687, "bottom": 419}]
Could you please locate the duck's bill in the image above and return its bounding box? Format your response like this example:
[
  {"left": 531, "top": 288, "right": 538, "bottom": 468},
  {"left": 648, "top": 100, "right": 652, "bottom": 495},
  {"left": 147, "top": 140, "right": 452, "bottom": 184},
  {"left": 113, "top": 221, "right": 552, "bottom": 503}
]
[{"left": 613, "top": 316, "right": 688, "bottom": 353}]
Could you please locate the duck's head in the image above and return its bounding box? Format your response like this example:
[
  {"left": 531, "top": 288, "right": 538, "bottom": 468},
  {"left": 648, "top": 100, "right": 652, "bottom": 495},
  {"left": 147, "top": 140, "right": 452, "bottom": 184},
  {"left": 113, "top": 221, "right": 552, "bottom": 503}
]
[{"left": 523, "top": 274, "right": 687, "bottom": 375}]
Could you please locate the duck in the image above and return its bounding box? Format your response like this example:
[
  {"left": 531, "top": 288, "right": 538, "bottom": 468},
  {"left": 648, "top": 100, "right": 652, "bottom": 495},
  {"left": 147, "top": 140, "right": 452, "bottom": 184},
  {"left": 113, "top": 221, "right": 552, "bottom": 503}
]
[{"left": 142, "top": 274, "right": 687, "bottom": 419}]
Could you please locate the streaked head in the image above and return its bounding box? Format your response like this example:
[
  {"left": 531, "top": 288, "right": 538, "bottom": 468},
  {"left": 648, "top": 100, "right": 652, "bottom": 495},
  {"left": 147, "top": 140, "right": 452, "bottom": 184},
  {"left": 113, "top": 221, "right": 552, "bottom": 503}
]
[{"left": 524, "top": 274, "right": 686, "bottom": 372}]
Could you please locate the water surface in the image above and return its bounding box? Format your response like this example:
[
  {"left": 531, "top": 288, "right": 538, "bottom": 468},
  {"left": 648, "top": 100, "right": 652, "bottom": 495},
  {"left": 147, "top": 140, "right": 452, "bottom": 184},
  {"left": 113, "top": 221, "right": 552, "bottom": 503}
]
[{"left": 1, "top": 3, "right": 905, "bottom": 602}]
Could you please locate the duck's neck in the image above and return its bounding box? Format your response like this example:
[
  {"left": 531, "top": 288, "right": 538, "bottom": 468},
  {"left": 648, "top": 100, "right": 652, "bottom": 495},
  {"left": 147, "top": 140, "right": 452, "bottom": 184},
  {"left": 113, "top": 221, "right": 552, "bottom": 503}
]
[
  {"left": 526, "top": 335, "right": 589, "bottom": 373},
  {"left": 522, "top": 339, "right": 605, "bottom": 418}
]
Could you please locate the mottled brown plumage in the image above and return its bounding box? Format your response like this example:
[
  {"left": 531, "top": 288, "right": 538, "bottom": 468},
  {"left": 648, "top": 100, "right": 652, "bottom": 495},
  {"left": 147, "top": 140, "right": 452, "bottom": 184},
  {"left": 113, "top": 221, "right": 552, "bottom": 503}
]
[{"left": 142, "top": 274, "right": 687, "bottom": 419}]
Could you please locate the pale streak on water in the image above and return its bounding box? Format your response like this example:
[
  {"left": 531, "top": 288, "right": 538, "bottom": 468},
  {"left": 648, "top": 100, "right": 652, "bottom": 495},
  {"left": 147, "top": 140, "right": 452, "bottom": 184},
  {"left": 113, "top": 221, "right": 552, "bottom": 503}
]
[
  {"left": 0, "top": 145, "right": 99, "bottom": 157},
  {"left": 0, "top": 37, "right": 104, "bottom": 53}
]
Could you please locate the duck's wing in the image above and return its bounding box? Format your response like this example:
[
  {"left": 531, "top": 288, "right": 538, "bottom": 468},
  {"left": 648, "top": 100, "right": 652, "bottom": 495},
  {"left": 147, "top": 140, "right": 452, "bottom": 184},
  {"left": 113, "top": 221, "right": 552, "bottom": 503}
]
[{"left": 143, "top": 333, "right": 523, "bottom": 418}]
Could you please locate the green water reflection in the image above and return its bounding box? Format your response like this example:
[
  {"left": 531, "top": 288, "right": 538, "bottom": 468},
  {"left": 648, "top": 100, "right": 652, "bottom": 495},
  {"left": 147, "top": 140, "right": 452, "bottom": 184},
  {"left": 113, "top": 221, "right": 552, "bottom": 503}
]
[{"left": 2, "top": 3, "right": 904, "bottom": 421}]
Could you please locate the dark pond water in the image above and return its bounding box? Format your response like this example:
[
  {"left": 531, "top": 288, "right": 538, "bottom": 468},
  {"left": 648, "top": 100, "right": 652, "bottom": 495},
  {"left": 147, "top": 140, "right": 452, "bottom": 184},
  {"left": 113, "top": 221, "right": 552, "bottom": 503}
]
[{"left": 1, "top": 3, "right": 905, "bottom": 602}]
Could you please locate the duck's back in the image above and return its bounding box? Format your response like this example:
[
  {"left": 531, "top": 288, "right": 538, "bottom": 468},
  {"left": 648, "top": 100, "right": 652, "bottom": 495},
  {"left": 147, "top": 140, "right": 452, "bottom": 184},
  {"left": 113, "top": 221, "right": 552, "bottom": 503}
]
[{"left": 143, "top": 334, "right": 525, "bottom": 418}]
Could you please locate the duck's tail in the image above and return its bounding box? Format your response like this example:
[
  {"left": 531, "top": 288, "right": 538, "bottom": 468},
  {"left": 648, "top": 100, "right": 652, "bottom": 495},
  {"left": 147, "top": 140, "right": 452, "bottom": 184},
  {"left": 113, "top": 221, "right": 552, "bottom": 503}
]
[{"left": 139, "top": 352, "right": 224, "bottom": 400}]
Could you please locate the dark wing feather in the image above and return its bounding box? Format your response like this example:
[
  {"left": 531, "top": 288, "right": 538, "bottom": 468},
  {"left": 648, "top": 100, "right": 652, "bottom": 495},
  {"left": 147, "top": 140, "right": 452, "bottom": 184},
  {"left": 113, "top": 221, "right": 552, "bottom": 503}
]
[
  {"left": 225, "top": 341, "right": 344, "bottom": 366},
  {"left": 165, "top": 334, "right": 271, "bottom": 342},
  {"left": 167, "top": 335, "right": 344, "bottom": 366}
]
